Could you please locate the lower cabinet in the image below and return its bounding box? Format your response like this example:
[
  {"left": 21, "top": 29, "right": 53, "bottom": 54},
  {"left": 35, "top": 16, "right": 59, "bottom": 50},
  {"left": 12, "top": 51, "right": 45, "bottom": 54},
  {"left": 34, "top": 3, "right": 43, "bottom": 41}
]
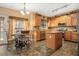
[
  {"left": 45, "top": 32, "right": 62, "bottom": 50},
  {"left": 72, "top": 32, "right": 78, "bottom": 42},
  {"left": 34, "top": 30, "right": 40, "bottom": 42},
  {"left": 64, "top": 31, "right": 78, "bottom": 42}
]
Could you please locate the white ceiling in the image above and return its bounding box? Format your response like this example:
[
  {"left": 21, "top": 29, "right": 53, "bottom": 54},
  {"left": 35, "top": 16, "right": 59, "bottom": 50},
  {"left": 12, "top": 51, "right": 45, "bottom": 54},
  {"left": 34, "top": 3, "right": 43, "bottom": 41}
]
[{"left": 0, "top": 3, "right": 79, "bottom": 17}]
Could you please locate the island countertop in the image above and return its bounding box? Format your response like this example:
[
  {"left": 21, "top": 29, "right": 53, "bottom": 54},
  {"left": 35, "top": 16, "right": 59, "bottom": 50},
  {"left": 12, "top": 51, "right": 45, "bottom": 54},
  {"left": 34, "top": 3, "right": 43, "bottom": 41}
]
[{"left": 45, "top": 30, "right": 61, "bottom": 34}]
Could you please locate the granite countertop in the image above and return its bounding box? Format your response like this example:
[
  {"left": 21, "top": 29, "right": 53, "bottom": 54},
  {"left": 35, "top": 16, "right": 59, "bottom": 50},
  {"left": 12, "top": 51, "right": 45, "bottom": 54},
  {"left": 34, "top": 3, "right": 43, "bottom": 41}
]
[{"left": 46, "top": 31, "right": 61, "bottom": 34}]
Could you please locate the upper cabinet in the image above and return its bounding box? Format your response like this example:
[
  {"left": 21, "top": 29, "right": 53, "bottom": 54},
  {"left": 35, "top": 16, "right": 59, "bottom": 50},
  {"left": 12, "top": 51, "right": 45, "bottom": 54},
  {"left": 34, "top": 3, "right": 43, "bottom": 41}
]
[
  {"left": 71, "top": 14, "right": 77, "bottom": 26},
  {"left": 65, "top": 15, "right": 72, "bottom": 26},
  {"left": 49, "top": 18, "right": 58, "bottom": 27},
  {"left": 47, "top": 17, "right": 51, "bottom": 27},
  {"left": 34, "top": 14, "right": 41, "bottom": 26},
  {"left": 50, "top": 16, "right": 66, "bottom": 27},
  {"left": 66, "top": 14, "right": 77, "bottom": 26},
  {"left": 34, "top": 14, "right": 48, "bottom": 30},
  {"left": 48, "top": 13, "right": 78, "bottom": 27}
]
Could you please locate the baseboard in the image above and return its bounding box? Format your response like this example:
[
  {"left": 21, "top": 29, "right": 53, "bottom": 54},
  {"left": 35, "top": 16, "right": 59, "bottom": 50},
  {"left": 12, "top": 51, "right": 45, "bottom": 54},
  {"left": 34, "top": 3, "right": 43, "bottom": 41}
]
[{"left": 64, "top": 40, "right": 78, "bottom": 43}]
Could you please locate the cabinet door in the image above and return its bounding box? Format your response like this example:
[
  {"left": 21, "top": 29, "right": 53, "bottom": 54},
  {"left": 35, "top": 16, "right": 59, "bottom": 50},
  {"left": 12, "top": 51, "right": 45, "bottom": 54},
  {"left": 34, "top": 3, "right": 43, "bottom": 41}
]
[
  {"left": 48, "top": 19, "right": 51, "bottom": 27},
  {"left": 64, "top": 32, "right": 71, "bottom": 41},
  {"left": 71, "top": 14, "right": 77, "bottom": 26},
  {"left": 66, "top": 16, "right": 72, "bottom": 26},
  {"left": 72, "top": 32, "right": 78, "bottom": 42},
  {"left": 58, "top": 16, "right": 66, "bottom": 24},
  {"left": 34, "top": 15, "right": 41, "bottom": 26},
  {"left": 34, "top": 30, "right": 40, "bottom": 41},
  {"left": 50, "top": 18, "right": 57, "bottom": 27},
  {"left": 72, "top": 18, "right": 77, "bottom": 26},
  {"left": 55, "top": 33, "right": 62, "bottom": 49}
]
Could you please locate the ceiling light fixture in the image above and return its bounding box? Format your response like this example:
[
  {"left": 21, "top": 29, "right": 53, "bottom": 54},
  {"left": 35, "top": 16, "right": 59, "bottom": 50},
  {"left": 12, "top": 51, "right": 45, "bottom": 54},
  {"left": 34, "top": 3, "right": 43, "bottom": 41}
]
[
  {"left": 20, "top": 10, "right": 25, "bottom": 15},
  {"left": 26, "top": 11, "right": 30, "bottom": 15},
  {"left": 20, "top": 3, "right": 30, "bottom": 15},
  {"left": 52, "top": 4, "right": 71, "bottom": 12}
]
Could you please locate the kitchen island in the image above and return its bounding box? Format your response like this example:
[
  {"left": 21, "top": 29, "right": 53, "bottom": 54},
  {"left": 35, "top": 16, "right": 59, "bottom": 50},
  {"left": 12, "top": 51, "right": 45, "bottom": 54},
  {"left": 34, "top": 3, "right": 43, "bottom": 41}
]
[{"left": 45, "top": 31, "right": 62, "bottom": 50}]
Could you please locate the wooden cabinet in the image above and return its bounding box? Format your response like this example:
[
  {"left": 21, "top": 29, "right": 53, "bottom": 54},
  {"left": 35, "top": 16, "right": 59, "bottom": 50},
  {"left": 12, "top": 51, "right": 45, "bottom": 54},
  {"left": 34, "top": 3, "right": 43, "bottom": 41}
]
[
  {"left": 64, "top": 31, "right": 71, "bottom": 41},
  {"left": 34, "top": 29, "right": 40, "bottom": 42},
  {"left": 46, "top": 32, "right": 62, "bottom": 50},
  {"left": 64, "top": 31, "right": 78, "bottom": 42},
  {"left": 48, "top": 13, "right": 78, "bottom": 28},
  {"left": 72, "top": 19, "right": 77, "bottom": 26},
  {"left": 48, "top": 18, "right": 51, "bottom": 27},
  {"left": 71, "top": 14, "right": 77, "bottom": 26},
  {"left": 72, "top": 32, "right": 78, "bottom": 42},
  {"left": 66, "top": 14, "right": 77, "bottom": 26},
  {"left": 66, "top": 16, "right": 72, "bottom": 26},
  {"left": 34, "top": 15, "right": 41, "bottom": 26}
]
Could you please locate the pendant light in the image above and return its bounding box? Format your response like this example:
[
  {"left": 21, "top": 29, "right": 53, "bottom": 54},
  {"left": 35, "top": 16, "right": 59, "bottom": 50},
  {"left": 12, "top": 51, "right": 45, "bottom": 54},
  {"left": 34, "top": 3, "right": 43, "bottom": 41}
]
[{"left": 20, "top": 3, "right": 30, "bottom": 15}]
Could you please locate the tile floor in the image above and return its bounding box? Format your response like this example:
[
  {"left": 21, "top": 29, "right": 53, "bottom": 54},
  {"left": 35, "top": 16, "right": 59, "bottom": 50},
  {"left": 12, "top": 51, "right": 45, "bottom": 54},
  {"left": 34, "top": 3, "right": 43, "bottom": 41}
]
[
  {"left": 51, "top": 41, "right": 78, "bottom": 56},
  {"left": 0, "top": 41, "right": 78, "bottom": 56}
]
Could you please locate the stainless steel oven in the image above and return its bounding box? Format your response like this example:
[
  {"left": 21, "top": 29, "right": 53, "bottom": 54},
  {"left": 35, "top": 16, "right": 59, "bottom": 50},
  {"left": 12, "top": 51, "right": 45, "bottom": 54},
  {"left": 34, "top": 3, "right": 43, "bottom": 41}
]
[{"left": 40, "top": 31, "right": 45, "bottom": 40}]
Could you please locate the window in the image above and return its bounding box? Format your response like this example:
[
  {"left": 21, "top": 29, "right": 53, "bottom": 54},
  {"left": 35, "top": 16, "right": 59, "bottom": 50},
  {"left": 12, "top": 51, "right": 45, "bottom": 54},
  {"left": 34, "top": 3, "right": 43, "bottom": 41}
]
[{"left": 15, "top": 20, "right": 24, "bottom": 31}]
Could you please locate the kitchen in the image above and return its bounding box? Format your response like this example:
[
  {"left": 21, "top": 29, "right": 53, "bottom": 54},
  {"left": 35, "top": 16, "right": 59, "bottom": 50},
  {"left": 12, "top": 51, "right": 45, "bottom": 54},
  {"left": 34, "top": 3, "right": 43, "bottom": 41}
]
[{"left": 0, "top": 3, "right": 78, "bottom": 56}]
